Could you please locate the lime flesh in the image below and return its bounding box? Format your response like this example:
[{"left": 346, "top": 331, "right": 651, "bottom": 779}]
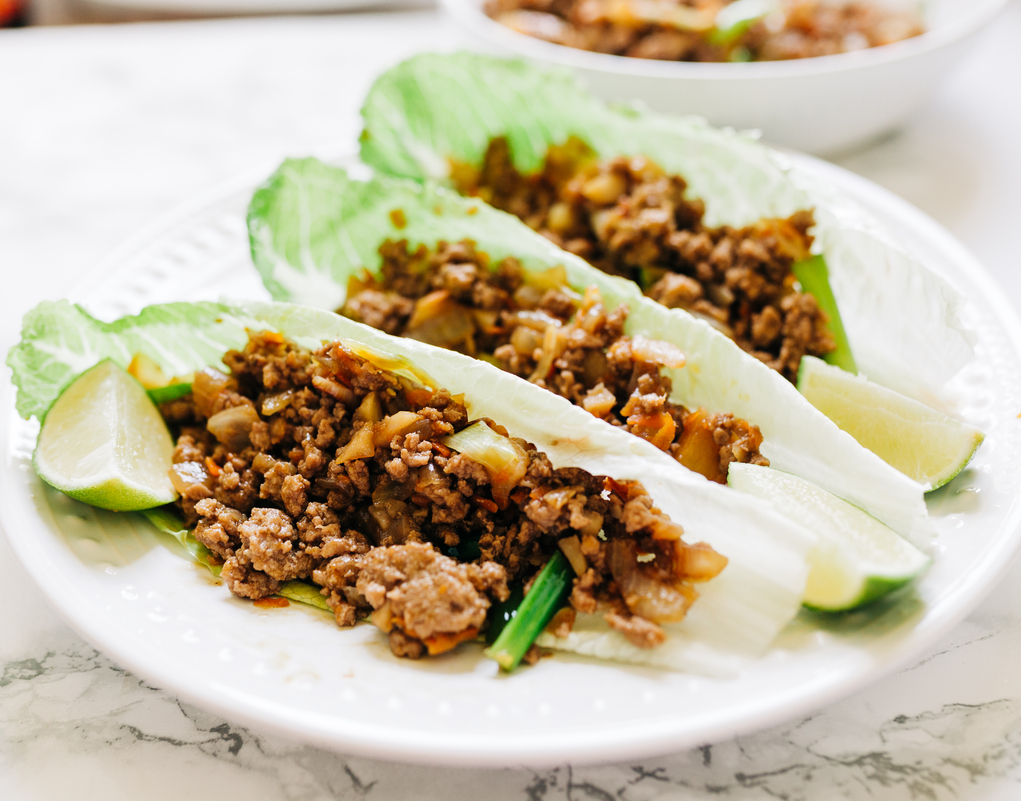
[
  {"left": 727, "top": 463, "right": 929, "bottom": 611},
  {"left": 34, "top": 359, "right": 178, "bottom": 511},
  {"left": 797, "top": 355, "right": 984, "bottom": 491}
]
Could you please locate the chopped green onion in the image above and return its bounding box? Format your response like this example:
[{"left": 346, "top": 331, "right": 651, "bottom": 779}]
[
  {"left": 792, "top": 255, "right": 858, "bottom": 374},
  {"left": 484, "top": 551, "right": 573, "bottom": 671},
  {"left": 485, "top": 583, "right": 525, "bottom": 645},
  {"left": 638, "top": 266, "right": 668, "bottom": 291},
  {"left": 447, "top": 537, "right": 482, "bottom": 563},
  {"left": 709, "top": 0, "right": 777, "bottom": 45},
  {"left": 147, "top": 382, "right": 193, "bottom": 405}
]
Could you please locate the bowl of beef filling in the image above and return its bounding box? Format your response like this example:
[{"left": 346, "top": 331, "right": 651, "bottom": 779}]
[{"left": 442, "top": 0, "right": 1007, "bottom": 154}]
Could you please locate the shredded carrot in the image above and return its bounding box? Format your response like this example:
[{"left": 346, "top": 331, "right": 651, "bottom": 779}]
[
  {"left": 424, "top": 626, "right": 480, "bottom": 656},
  {"left": 205, "top": 456, "right": 221, "bottom": 477},
  {"left": 474, "top": 497, "right": 499, "bottom": 513},
  {"left": 405, "top": 387, "right": 435, "bottom": 407}
]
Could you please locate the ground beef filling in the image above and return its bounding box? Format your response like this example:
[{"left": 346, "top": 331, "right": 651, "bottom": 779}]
[
  {"left": 342, "top": 239, "right": 767, "bottom": 483},
  {"left": 484, "top": 0, "right": 923, "bottom": 63},
  {"left": 451, "top": 137, "right": 836, "bottom": 382},
  {"left": 163, "top": 332, "right": 726, "bottom": 658}
]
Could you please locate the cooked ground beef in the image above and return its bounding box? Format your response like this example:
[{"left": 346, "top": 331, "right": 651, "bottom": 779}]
[
  {"left": 451, "top": 137, "right": 837, "bottom": 382},
  {"left": 163, "top": 332, "right": 727, "bottom": 659},
  {"left": 485, "top": 0, "right": 923, "bottom": 63},
  {"left": 342, "top": 238, "right": 768, "bottom": 483}
]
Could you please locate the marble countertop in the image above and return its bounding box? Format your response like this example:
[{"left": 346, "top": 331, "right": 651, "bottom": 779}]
[{"left": 4, "top": 7, "right": 1021, "bottom": 799}]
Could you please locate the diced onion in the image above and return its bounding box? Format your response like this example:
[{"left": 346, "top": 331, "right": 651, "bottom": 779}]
[
  {"left": 582, "top": 384, "right": 617, "bottom": 417},
  {"left": 523, "top": 264, "right": 571, "bottom": 292},
  {"left": 312, "top": 375, "right": 356, "bottom": 405},
  {"left": 443, "top": 422, "right": 528, "bottom": 508},
  {"left": 510, "top": 326, "right": 544, "bottom": 356},
  {"left": 558, "top": 536, "right": 587, "bottom": 576},
  {"left": 678, "top": 409, "right": 725, "bottom": 483},
  {"left": 335, "top": 426, "right": 376, "bottom": 464},
  {"left": 506, "top": 310, "right": 564, "bottom": 331},
  {"left": 528, "top": 325, "right": 568, "bottom": 382},
  {"left": 168, "top": 461, "right": 210, "bottom": 493},
  {"left": 629, "top": 335, "right": 686, "bottom": 369},
  {"left": 192, "top": 367, "right": 234, "bottom": 417},
  {"left": 354, "top": 391, "right": 383, "bottom": 424},
  {"left": 261, "top": 390, "right": 293, "bottom": 416},
  {"left": 675, "top": 541, "right": 729, "bottom": 582},
  {"left": 372, "top": 411, "right": 422, "bottom": 447},
  {"left": 206, "top": 404, "right": 260, "bottom": 452},
  {"left": 371, "top": 601, "right": 394, "bottom": 633},
  {"left": 607, "top": 539, "right": 697, "bottom": 623},
  {"left": 405, "top": 291, "right": 476, "bottom": 348}
]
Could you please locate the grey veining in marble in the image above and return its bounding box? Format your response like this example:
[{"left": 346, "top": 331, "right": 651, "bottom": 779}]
[{"left": 4, "top": 591, "right": 1021, "bottom": 801}]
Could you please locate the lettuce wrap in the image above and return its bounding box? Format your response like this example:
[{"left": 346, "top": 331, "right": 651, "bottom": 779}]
[
  {"left": 247, "top": 159, "right": 932, "bottom": 545},
  {"left": 358, "top": 52, "right": 974, "bottom": 411},
  {"left": 9, "top": 298, "right": 815, "bottom": 675}
]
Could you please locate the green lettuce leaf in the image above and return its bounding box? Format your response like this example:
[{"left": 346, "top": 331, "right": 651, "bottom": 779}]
[
  {"left": 246, "top": 158, "right": 931, "bottom": 545},
  {"left": 7, "top": 300, "right": 268, "bottom": 423},
  {"left": 9, "top": 297, "right": 815, "bottom": 675},
  {"left": 359, "top": 52, "right": 974, "bottom": 407}
]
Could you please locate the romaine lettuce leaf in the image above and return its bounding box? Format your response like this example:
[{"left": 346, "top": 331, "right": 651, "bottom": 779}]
[
  {"left": 9, "top": 297, "right": 815, "bottom": 675},
  {"left": 7, "top": 300, "right": 267, "bottom": 422},
  {"left": 246, "top": 158, "right": 931, "bottom": 545},
  {"left": 359, "top": 52, "right": 974, "bottom": 405}
]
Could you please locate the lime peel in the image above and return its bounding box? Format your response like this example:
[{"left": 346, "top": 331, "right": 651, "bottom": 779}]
[
  {"left": 797, "top": 355, "right": 984, "bottom": 491},
  {"left": 34, "top": 359, "right": 178, "bottom": 511},
  {"left": 727, "top": 463, "right": 930, "bottom": 611}
]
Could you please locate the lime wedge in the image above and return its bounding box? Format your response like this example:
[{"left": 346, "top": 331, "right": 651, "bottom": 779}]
[
  {"left": 34, "top": 359, "right": 178, "bottom": 511},
  {"left": 728, "top": 463, "right": 929, "bottom": 610},
  {"left": 797, "top": 355, "right": 984, "bottom": 491}
]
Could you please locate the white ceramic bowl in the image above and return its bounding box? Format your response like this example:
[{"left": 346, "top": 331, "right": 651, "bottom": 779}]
[{"left": 441, "top": 0, "right": 1007, "bottom": 155}]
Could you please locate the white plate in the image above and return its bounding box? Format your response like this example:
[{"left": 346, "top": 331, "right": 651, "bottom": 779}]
[
  {"left": 3, "top": 154, "right": 1021, "bottom": 768},
  {"left": 441, "top": 0, "right": 1007, "bottom": 155}
]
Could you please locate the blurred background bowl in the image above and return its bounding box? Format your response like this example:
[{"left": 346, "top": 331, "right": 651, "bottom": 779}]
[{"left": 441, "top": 0, "right": 1008, "bottom": 155}]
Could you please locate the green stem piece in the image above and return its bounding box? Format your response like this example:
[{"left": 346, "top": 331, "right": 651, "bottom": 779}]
[
  {"left": 484, "top": 551, "right": 573, "bottom": 671},
  {"left": 147, "top": 382, "right": 193, "bottom": 405},
  {"left": 485, "top": 582, "right": 525, "bottom": 645},
  {"left": 792, "top": 255, "right": 858, "bottom": 374}
]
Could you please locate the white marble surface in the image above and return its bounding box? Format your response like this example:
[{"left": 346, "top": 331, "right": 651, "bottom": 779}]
[{"left": 3, "top": 7, "right": 1021, "bottom": 798}]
